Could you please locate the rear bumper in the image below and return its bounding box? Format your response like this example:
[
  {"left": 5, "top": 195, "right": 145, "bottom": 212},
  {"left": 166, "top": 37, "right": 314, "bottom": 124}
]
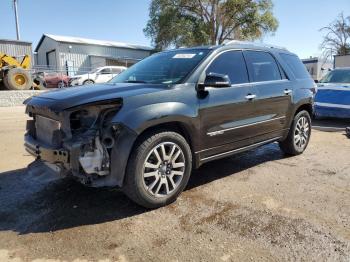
[{"left": 24, "top": 135, "right": 69, "bottom": 165}]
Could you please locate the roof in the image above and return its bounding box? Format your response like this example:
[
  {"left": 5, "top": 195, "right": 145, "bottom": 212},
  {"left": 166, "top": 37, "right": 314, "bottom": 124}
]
[
  {"left": 35, "top": 34, "right": 153, "bottom": 52},
  {"left": 223, "top": 40, "right": 288, "bottom": 51},
  {"left": 0, "top": 39, "right": 32, "bottom": 45}
]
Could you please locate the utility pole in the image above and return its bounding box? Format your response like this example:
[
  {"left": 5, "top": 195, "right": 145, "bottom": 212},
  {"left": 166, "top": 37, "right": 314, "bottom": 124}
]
[{"left": 13, "top": 0, "right": 20, "bottom": 40}]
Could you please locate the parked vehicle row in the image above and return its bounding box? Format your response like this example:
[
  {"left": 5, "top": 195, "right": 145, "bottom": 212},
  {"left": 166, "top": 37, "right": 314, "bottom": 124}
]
[{"left": 32, "top": 66, "right": 126, "bottom": 89}]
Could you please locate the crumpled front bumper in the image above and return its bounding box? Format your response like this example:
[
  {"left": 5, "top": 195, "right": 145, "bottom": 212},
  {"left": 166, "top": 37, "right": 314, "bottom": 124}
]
[{"left": 24, "top": 135, "right": 69, "bottom": 165}]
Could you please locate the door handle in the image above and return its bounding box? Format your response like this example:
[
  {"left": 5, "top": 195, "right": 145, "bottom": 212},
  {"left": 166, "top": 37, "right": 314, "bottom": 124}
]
[
  {"left": 284, "top": 89, "right": 292, "bottom": 95},
  {"left": 245, "top": 94, "right": 256, "bottom": 100}
]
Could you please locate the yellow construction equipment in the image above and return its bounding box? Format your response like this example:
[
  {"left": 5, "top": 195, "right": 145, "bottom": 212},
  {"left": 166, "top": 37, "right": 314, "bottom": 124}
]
[{"left": 0, "top": 52, "right": 44, "bottom": 90}]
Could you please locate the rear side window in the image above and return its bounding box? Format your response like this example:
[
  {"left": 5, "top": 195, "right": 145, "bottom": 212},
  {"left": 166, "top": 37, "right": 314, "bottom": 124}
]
[
  {"left": 244, "top": 51, "right": 282, "bottom": 82},
  {"left": 111, "top": 68, "right": 122, "bottom": 74},
  {"left": 280, "top": 53, "right": 310, "bottom": 79},
  {"left": 207, "top": 51, "right": 249, "bottom": 85}
]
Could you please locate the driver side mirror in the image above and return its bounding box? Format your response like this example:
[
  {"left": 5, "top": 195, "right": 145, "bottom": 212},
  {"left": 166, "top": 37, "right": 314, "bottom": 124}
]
[{"left": 200, "top": 73, "right": 231, "bottom": 90}]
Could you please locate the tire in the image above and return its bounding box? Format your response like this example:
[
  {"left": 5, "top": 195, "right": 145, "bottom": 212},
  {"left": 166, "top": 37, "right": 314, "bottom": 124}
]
[
  {"left": 57, "top": 81, "right": 66, "bottom": 88},
  {"left": 123, "top": 131, "right": 192, "bottom": 209},
  {"left": 83, "top": 79, "right": 94, "bottom": 85},
  {"left": 33, "top": 77, "right": 47, "bottom": 90},
  {"left": 4, "top": 68, "right": 32, "bottom": 90},
  {"left": 279, "top": 110, "right": 311, "bottom": 155}
]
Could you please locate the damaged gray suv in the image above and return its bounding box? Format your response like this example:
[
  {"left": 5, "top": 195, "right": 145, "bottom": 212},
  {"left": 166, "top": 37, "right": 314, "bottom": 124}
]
[{"left": 24, "top": 41, "right": 314, "bottom": 208}]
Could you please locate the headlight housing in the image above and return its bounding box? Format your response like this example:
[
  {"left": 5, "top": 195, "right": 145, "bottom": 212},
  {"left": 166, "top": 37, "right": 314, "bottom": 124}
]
[{"left": 68, "top": 99, "right": 123, "bottom": 135}]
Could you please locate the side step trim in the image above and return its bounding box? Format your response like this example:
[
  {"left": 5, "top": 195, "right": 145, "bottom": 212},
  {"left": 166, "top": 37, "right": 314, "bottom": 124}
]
[{"left": 200, "top": 136, "right": 282, "bottom": 163}]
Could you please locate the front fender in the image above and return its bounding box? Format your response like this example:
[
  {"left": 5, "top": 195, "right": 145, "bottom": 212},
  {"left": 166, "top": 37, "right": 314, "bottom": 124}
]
[
  {"left": 109, "top": 102, "right": 199, "bottom": 187},
  {"left": 112, "top": 102, "right": 198, "bottom": 135}
]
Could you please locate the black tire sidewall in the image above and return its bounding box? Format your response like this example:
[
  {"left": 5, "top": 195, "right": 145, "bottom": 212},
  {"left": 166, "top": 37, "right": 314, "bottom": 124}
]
[
  {"left": 84, "top": 80, "right": 94, "bottom": 85},
  {"left": 126, "top": 132, "right": 192, "bottom": 208},
  {"left": 291, "top": 110, "right": 312, "bottom": 154}
]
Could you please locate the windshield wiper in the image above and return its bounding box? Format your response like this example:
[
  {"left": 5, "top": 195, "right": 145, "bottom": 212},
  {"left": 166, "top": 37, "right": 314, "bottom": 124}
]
[{"left": 124, "top": 80, "right": 148, "bottom": 83}]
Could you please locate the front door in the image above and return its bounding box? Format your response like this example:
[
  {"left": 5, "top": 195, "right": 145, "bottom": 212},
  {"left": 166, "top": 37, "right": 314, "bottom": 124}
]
[
  {"left": 95, "top": 68, "right": 113, "bottom": 83},
  {"left": 198, "top": 50, "right": 258, "bottom": 160}
]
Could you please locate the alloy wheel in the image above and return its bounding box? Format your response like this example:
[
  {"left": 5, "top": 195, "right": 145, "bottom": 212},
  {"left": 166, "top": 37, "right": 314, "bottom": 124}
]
[
  {"left": 294, "top": 116, "right": 310, "bottom": 149},
  {"left": 142, "top": 142, "right": 185, "bottom": 198}
]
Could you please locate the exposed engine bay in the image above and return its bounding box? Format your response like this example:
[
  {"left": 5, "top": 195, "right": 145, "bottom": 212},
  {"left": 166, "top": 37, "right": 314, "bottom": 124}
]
[{"left": 24, "top": 100, "right": 127, "bottom": 187}]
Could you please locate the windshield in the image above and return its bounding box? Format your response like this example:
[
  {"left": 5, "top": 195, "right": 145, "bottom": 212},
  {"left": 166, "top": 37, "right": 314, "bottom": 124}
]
[
  {"left": 89, "top": 68, "right": 101, "bottom": 74},
  {"left": 110, "top": 49, "right": 211, "bottom": 84},
  {"left": 320, "top": 69, "right": 350, "bottom": 84}
]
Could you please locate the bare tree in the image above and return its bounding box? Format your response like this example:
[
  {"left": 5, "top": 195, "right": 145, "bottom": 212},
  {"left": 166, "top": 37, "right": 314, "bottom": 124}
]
[{"left": 320, "top": 13, "right": 350, "bottom": 59}]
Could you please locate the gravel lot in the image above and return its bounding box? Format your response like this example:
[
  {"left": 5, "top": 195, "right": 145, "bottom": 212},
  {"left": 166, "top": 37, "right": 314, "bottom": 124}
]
[{"left": 0, "top": 106, "right": 349, "bottom": 261}]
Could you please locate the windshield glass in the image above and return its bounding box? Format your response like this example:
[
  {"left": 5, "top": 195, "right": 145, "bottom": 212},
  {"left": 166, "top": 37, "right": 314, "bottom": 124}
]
[
  {"left": 89, "top": 68, "right": 100, "bottom": 74},
  {"left": 110, "top": 49, "right": 211, "bottom": 84},
  {"left": 320, "top": 69, "right": 350, "bottom": 83}
]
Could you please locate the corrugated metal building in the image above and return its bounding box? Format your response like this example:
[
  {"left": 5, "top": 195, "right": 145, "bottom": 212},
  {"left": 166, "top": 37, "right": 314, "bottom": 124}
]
[
  {"left": 0, "top": 39, "right": 33, "bottom": 68},
  {"left": 35, "top": 34, "right": 153, "bottom": 74}
]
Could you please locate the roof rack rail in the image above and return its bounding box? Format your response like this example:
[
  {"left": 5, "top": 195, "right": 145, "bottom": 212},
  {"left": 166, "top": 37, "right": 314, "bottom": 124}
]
[{"left": 223, "top": 40, "right": 287, "bottom": 51}]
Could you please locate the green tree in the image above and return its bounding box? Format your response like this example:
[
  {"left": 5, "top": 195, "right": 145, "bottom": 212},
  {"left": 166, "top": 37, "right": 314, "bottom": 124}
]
[
  {"left": 320, "top": 13, "right": 350, "bottom": 58},
  {"left": 144, "top": 0, "right": 279, "bottom": 50}
]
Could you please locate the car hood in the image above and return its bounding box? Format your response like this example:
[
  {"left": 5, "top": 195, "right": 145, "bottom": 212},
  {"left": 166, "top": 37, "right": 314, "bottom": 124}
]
[{"left": 25, "top": 83, "right": 168, "bottom": 111}]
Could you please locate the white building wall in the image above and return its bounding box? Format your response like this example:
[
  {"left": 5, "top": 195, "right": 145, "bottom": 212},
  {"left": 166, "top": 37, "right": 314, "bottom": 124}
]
[
  {"left": 335, "top": 55, "right": 350, "bottom": 68},
  {"left": 57, "top": 42, "right": 151, "bottom": 74}
]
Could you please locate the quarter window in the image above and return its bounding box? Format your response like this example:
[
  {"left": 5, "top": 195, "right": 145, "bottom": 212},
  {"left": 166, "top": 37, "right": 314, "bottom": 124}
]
[
  {"left": 280, "top": 53, "right": 310, "bottom": 80},
  {"left": 244, "top": 51, "right": 282, "bottom": 82},
  {"left": 206, "top": 51, "right": 249, "bottom": 85},
  {"left": 111, "top": 68, "right": 122, "bottom": 74}
]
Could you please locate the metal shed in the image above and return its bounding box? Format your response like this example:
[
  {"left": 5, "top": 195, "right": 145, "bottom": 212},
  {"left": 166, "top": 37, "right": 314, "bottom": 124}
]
[
  {"left": 0, "top": 39, "right": 33, "bottom": 68},
  {"left": 34, "top": 34, "right": 153, "bottom": 75}
]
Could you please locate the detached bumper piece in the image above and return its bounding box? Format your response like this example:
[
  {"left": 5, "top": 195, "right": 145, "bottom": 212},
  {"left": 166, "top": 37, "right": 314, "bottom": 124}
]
[{"left": 24, "top": 135, "right": 69, "bottom": 164}]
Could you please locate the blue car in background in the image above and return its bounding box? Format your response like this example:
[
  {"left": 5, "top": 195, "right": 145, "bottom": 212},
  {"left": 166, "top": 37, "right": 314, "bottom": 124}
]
[{"left": 315, "top": 68, "right": 350, "bottom": 119}]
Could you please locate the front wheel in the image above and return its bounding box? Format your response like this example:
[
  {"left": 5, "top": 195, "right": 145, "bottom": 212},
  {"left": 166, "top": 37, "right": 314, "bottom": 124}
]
[
  {"left": 279, "top": 110, "right": 311, "bottom": 155},
  {"left": 83, "top": 79, "right": 94, "bottom": 85},
  {"left": 123, "top": 131, "right": 192, "bottom": 208},
  {"left": 57, "top": 81, "right": 66, "bottom": 88}
]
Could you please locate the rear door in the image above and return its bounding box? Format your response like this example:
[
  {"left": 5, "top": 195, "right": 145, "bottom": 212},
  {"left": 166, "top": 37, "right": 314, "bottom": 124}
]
[
  {"left": 243, "top": 50, "right": 292, "bottom": 143},
  {"left": 198, "top": 50, "right": 258, "bottom": 159}
]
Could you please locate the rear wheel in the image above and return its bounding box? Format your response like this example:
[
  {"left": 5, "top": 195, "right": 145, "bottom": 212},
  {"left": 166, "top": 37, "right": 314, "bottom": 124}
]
[
  {"left": 279, "top": 110, "right": 311, "bottom": 155},
  {"left": 4, "top": 68, "right": 32, "bottom": 90},
  {"left": 124, "top": 131, "right": 192, "bottom": 208}
]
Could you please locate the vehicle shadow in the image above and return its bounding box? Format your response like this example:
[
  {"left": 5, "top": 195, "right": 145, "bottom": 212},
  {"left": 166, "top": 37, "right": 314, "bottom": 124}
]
[
  {"left": 0, "top": 143, "right": 285, "bottom": 234},
  {"left": 312, "top": 118, "right": 350, "bottom": 132}
]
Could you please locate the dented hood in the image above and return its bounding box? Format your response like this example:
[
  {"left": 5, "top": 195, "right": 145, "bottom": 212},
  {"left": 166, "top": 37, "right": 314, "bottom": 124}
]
[{"left": 25, "top": 83, "right": 168, "bottom": 112}]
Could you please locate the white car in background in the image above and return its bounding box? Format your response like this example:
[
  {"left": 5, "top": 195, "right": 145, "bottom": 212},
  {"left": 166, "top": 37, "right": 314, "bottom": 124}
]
[{"left": 69, "top": 66, "right": 126, "bottom": 86}]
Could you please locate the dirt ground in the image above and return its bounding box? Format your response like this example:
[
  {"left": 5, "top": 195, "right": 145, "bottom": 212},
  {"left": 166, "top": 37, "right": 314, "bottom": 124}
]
[{"left": 0, "top": 106, "right": 349, "bottom": 262}]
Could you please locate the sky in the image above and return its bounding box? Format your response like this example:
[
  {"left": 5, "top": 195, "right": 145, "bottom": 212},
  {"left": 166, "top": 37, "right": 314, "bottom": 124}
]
[{"left": 1, "top": 0, "right": 349, "bottom": 59}]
